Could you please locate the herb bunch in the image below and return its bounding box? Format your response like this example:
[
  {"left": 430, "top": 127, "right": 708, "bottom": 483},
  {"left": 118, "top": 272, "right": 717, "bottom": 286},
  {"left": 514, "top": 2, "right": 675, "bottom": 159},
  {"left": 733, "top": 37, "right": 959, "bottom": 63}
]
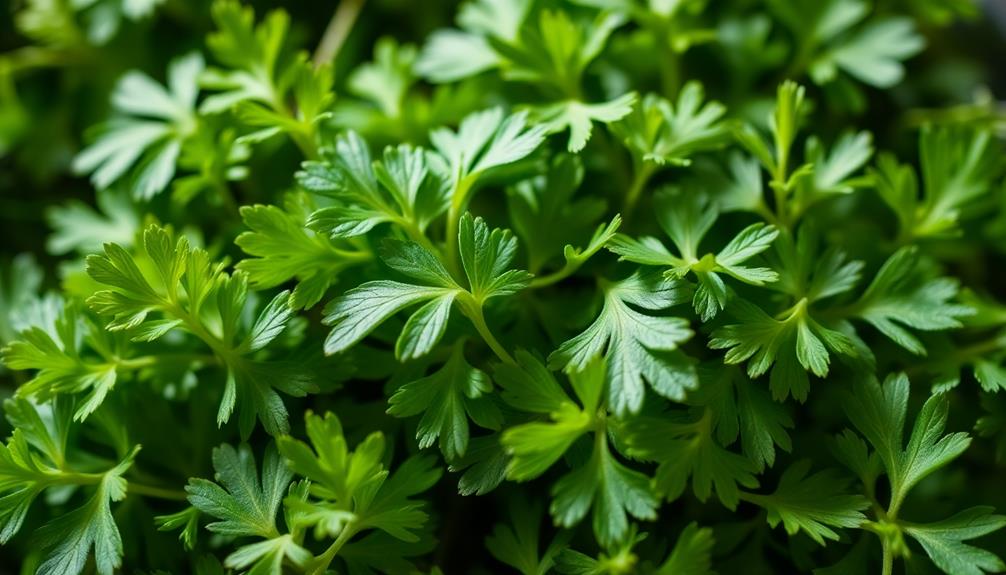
[{"left": 1, "top": 0, "right": 1005, "bottom": 574}]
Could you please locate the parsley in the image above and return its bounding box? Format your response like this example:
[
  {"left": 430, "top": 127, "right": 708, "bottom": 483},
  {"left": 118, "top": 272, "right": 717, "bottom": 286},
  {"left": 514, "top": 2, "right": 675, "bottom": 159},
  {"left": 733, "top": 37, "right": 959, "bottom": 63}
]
[{"left": 2, "top": 0, "right": 1005, "bottom": 572}]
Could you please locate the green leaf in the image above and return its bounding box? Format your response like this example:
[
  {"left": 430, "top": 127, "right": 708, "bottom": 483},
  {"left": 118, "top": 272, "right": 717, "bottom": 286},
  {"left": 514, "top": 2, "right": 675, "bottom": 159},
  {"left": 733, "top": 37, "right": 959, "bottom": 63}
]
[
  {"left": 339, "top": 531, "right": 437, "bottom": 575},
  {"left": 323, "top": 213, "right": 529, "bottom": 360},
  {"left": 851, "top": 247, "right": 973, "bottom": 355},
  {"left": 766, "top": 226, "right": 864, "bottom": 304},
  {"left": 279, "top": 411, "right": 382, "bottom": 504},
  {"left": 35, "top": 448, "right": 137, "bottom": 575},
  {"left": 744, "top": 460, "right": 868, "bottom": 545},
  {"left": 415, "top": 0, "right": 532, "bottom": 82},
  {"left": 186, "top": 443, "right": 292, "bottom": 539},
  {"left": 346, "top": 37, "right": 417, "bottom": 118},
  {"left": 549, "top": 271, "right": 695, "bottom": 414},
  {"left": 83, "top": 224, "right": 317, "bottom": 435},
  {"left": 0, "top": 254, "right": 44, "bottom": 346},
  {"left": 654, "top": 522, "right": 715, "bottom": 575},
  {"left": 486, "top": 499, "right": 567, "bottom": 575},
  {"left": 4, "top": 303, "right": 120, "bottom": 421},
  {"left": 236, "top": 195, "right": 372, "bottom": 310},
  {"left": 323, "top": 281, "right": 457, "bottom": 357},
  {"left": 45, "top": 190, "right": 139, "bottom": 256},
  {"left": 693, "top": 366, "right": 793, "bottom": 472},
  {"left": 873, "top": 127, "right": 1001, "bottom": 241},
  {"left": 429, "top": 107, "right": 546, "bottom": 192},
  {"left": 500, "top": 357, "right": 601, "bottom": 481},
  {"left": 822, "top": 18, "right": 925, "bottom": 88},
  {"left": 73, "top": 52, "right": 202, "bottom": 199},
  {"left": 612, "top": 82, "right": 730, "bottom": 167},
  {"left": 554, "top": 526, "right": 644, "bottom": 575},
  {"left": 202, "top": 1, "right": 332, "bottom": 148},
  {"left": 354, "top": 454, "right": 441, "bottom": 541},
  {"left": 388, "top": 345, "right": 502, "bottom": 460},
  {"left": 843, "top": 374, "right": 971, "bottom": 514},
  {"left": 532, "top": 93, "right": 637, "bottom": 153},
  {"left": 298, "top": 131, "right": 448, "bottom": 239},
  {"left": 506, "top": 154, "right": 620, "bottom": 286},
  {"left": 736, "top": 80, "right": 809, "bottom": 189},
  {"left": 903, "top": 507, "right": 1006, "bottom": 575},
  {"left": 621, "top": 410, "right": 759, "bottom": 509},
  {"left": 610, "top": 191, "right": 778, "bottom": 320},
  {"left": 459, "top": 212, "right": 533, "bottom": 300},
  {"left": 551, "top": 433, "right": 657, "bottom": 547},
  {"left": 709, "top": 298, "right": 857, "bottom": 402},
  {"left": 805, "top": 131, "right": 873, "bottom": 196}
]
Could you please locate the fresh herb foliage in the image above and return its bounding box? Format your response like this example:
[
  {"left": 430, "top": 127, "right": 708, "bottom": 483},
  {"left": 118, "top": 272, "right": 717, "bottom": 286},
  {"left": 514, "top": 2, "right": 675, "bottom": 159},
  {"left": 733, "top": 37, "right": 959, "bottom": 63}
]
[{"left": 1, "top": 0, "right": 1005, "bottom": 573}]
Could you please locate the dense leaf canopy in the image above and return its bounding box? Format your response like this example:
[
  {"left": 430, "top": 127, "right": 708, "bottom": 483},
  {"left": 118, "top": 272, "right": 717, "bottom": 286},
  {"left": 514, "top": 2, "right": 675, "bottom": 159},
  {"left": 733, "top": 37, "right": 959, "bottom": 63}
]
[{"left": 1, "top": 0, "right": 1005, "bottom": 573}]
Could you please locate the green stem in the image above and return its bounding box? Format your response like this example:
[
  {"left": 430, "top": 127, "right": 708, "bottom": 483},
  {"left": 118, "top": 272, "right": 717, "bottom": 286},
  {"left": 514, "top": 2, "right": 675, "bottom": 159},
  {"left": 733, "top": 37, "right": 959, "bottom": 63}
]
[
  {"left": 399, "top": 218, "right": 441, "bottom": 257},
  {"left": 656, "top": 23, "right": 681, "bottom": 98},
  {"left": 290, "top": 130, "right": 320, "bottom": 161},
  {"left": 622, "top": 162, "right": 657, "bottom": 222},
  {"left": 463, "top": 301, "right": 515, "bottom": 364},
  {"left": 165, "top": 302, "right": 237, "bottom": 365},
  {"left": 781, "top": 38, "right": 816, "bottom": 83},
  {"left": 444, "top": 178, "right": 475, "bottom": 280},
  {"left": 128, "top": 482, "right": 189, "bottom": 501},
  {"left": 116, "top": 353, "right": 218, "bottom": 371},
  {"left": 55, "top": 471, "right": 106, "bottom": 485},
  {"left": 308, "top": 525, "right": 358, "bottom": 575},
  {"left": 529, "top": 264, "right": 576, "bottom": 289},
  {"left": 881, "top": 538, "right": 894, "bottom": 575},
  {"left": 313, "top": 0, "right": 367, "bottom": 67},
  {"left": 213, "top": 179, "right": 241, "bottom": 219}
]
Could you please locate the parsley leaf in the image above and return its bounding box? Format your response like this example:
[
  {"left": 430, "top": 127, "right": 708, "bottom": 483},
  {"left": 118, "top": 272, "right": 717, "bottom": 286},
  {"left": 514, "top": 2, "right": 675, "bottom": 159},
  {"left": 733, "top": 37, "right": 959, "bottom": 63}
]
[
  {"left": 297, "top": 131, "right": 448, "bottom": 243},
  {"left": 849, "top": 247, "right": 973, "bottom": 355},
  {"left": 709, "top": 297, "right": 858, "bottom": 402},
  {"left": 236, "top": 194, "right": 372, "bottom": 310},
  {"left": 82, "top": 224, "right": 316, "bottom": 435},
  {"left": 609, "top": 190, "right": 778, "bottom": 320},
  {"left": 35, "top": 448, "right": 139, "bottom": 575},
  {"left": 486, "top": 499, "right": 567, "bottom": 575},
  {"left": 323, "top": 213, "right": 531, "bottom": 362},
  {"left": 741, "top": 460, "right": 869, "bottom": 544},
  {"left": 654, "top": 522, "right": 715, "bottom": 575},
  {"left": 902, "top": 507, "right": 1006, "bottom": 575},
  {"left": 549, "top": 271, "right": 695, "bottom": 414},
  {"left": 621, "top": 409, "right": 759, "bottom": 509},
  {"left": 202, "top": 1, "right": 332, "bottom": 156},
  {"left": 500, "top": 355, "right": 655, "bottom": 545},
  {"left": 73, "top": 52, "right": 202, "bottom": 199},
  {"left": 843, "top": 373, "right": 971, "bottom": 516},
  {"left": 769, "top": 0, "right": 924, "bottom": 88},
  {"left": 273, "top": 411, "right": 440, "bottom": 573},
  {"left": 872, "top": 126, "right": 1001, "bottom": 242},
  {"left": 613, "top": 82, "right": 731, "bottom": 168},
  {"left": 499, "top": 351, "right": 601, "bottom": 481},
  {"left": 186, "top": 443, "right": 311, "bottom": 573},
  {"left": 388, "top": 344, "right": 502, "bottom": 460}
]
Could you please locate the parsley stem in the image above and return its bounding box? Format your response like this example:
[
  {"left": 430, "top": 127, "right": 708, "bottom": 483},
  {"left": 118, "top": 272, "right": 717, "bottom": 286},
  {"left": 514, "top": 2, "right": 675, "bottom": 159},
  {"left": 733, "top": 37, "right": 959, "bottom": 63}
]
[
  {"left": 399, "top": 218, "right": 440, "bottom": 257},
  {"left": 656, "top": 24, "right": 681, "bottom": 97},
  {"left": 623, "top": 162, "right": 656, "bottom": 221},
  {"left": 529, "top": 265, "right": 575, "bottom": 289},
  {"left": 445, "top": 177, "right": 475, "bottom": 280},
  {"left": 308, "top": 525, "right": 357, "bottom": 575},
  {"left": 464, "top": 304, "right": 515, "bottom": 364},
  {"left": 116, "top": 353, "right": 218, "bottom": 371},
  {"left": 881, "top": 538, "right": 894, "bottom": 575},
  {"left": 165, "top": 301, "right": 239, "bottom": 366},
  {"left": 313, "top": 0, "right": 367, "bottom": 67},
  {"left": 127, "top": 482, "right": 188, "bottom": 501}
]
